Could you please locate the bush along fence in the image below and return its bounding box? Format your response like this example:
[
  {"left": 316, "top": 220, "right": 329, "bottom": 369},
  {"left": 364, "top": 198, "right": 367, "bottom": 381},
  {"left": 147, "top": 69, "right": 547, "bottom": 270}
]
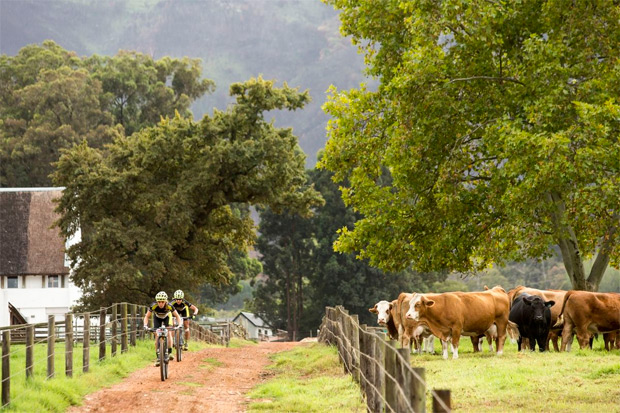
[
  {"left": 0, "top": 302, "right": 239, "bottom": 408},
  {"left": 318, "top": 305, "right": 452, "bottom": 413}
]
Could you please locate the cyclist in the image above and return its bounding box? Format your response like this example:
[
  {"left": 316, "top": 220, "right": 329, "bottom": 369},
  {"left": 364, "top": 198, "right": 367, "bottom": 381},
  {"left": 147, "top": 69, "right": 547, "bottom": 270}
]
[
  {"left": 170, "top": 289, "right": 199, "bottom": 351},
  {"left": 143, "top": 291, "right": 183, "bottom": 366}
]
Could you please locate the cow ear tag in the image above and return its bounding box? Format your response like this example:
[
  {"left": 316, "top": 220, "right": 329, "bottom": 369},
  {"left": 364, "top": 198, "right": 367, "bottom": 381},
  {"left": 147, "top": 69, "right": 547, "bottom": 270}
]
[{"left": 545, "top": 301, "right": 555, "bottom": 308}]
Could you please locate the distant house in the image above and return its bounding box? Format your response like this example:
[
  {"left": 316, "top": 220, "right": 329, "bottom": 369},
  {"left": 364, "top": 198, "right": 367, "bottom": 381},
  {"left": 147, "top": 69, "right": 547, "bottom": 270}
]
[
  {"left": 232, "top": 311, "right": 273, "bottom": 340},
  {"left": 0, "top": 188, "right": 82, "bottom": 327}
]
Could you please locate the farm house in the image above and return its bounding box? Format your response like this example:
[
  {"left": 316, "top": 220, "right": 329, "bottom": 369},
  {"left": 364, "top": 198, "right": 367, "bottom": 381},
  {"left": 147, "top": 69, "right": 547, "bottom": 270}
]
[{"left": 0, "top": 187, "right": 82, "bottom": 327}]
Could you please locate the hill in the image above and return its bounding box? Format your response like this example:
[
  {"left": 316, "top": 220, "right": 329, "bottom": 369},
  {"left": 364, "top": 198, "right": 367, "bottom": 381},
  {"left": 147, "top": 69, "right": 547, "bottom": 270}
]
[{"left": 0, "top": 0, "right": 368, "bottom": 167}]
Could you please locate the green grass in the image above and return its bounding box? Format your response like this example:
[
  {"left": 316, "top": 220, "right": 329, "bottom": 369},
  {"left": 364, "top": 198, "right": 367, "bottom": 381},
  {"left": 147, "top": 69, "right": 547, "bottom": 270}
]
[
  {"left": 1, "top": 338, "right": 212, "bottom": 412},
  {"left": 246, "top": 343, "right": 366, "bottom": 412},
  {"left": 410, "top": 337, "right": 620, "bottom": 412}
]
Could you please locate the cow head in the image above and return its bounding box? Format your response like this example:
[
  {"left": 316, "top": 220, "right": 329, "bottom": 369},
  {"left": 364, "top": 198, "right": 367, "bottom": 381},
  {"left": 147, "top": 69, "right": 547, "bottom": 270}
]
[
  {"left": 523, "top": 295, "right": 555, "bottom": 322},
  {"left": 369, "top": 300, "right": 392, "bottom": 325},
  {"left": 406, "top": 294, "right": 433, "bottom": 321}
]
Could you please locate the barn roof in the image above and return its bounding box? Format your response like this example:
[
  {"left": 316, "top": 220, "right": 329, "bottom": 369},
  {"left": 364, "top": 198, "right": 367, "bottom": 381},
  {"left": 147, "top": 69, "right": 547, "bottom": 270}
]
[
  {"left": 0, "top": 187, "right": 69, "bottom": 276},
  {"left": 233, "top": 311, "right": 270, "bottom": 328}
]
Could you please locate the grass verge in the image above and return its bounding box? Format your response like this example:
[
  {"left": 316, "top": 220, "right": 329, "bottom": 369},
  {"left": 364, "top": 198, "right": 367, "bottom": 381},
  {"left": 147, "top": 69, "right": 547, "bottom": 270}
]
[{"left": 246, "top": 342, "right": 366, "bottom": 412}]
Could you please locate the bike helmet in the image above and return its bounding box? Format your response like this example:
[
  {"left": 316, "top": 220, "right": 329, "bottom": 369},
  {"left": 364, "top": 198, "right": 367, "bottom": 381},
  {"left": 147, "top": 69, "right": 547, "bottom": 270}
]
[
  {"left": 155, "top": 291, "right": 168, "bottom": 301},
  {"left": 173, "top": 290, "right": 184, "bottom": 299}
]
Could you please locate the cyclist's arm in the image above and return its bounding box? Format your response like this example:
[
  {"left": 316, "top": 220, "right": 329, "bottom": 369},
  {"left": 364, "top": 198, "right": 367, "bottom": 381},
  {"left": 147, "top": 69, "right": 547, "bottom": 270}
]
[
  {"left": 143, "top": 309, "right": 152, "bottom": 327},
  {"left": 172, "top": 309, "right": 182, "bottom": 326},
  {"left": 189, "top": 304, "right": 198, "bottom": 317}
]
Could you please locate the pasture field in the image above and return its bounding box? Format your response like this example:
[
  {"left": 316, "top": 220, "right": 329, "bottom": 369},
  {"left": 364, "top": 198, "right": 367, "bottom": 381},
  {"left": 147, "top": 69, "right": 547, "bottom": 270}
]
[
  {"left": 247, "top": 342, "right": 366, "bottom": 412},
  {"left": 414, "top": 337, "right": 620, "bottom": 412}
]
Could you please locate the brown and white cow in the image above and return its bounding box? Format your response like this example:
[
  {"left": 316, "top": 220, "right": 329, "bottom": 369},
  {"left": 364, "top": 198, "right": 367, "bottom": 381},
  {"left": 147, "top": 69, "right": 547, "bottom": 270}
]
[
  {"left": 555, "top": 290, "right": 620, "bottom": 351},
  {"left": 369, "top": 299, "right": 400, "bottom": 341},
  {"left": 397, "top": 292, "right": 435, "bottom": 355},
  {"left": 507, "top": 286, "right": 567, "bottom": 351},
  {"left": 405, "top": 286, "right": 510, "bottom": 359}
]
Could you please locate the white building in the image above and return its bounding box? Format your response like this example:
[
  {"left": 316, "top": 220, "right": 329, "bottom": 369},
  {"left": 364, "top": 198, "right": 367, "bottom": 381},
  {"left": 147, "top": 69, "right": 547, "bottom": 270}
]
[
  {"left": 0, "top": 188, "right": 82, "bottom": 326},
  {"left": 232, "top": 311, "right": 273, "bottom": 340}
]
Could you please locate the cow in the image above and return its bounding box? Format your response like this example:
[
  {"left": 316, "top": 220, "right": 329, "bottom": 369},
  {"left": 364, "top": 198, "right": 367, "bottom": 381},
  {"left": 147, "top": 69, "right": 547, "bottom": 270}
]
[
  {"left": 405, "top": 286, "right": 510, "bottom": 359},
  {"left": 603, "top": 331, "right": 620, "bottom": 351},
  {"left": 397, "top": 292, "right": 435, "bottom": 355},
  {"left": 369, "top": 299, "right": 400, "bottom": 341},
  {"left": 555, "top": 290, "right": 620, "bottom": 351},
  {"left": 508, "top": 293, "right": 555, "bottom": 352},
  {"left": 507, "top": 286, "right": 567, "bottom": 351}
]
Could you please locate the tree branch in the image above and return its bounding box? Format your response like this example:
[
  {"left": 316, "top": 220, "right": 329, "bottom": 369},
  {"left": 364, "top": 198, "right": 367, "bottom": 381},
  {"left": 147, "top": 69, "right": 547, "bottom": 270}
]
[{"left": 446, "top": 76, "right": 525, "bottom": 86}]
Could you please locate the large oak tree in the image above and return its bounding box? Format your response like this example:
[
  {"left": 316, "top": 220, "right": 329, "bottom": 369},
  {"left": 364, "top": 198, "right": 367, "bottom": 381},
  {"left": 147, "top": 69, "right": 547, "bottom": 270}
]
[
  {"left": 320, "top": 0, "right": 620, "bottom": 291},
  {"left": 52, "top": 77, "right": 323, "bottom": 308}
]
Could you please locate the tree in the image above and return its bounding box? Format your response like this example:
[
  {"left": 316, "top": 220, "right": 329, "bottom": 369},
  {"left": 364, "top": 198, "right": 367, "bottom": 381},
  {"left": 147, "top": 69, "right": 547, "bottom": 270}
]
[
  {"left": 52, "top": 77, "right": 323, "bottom": 309},
  {"left": 252, "top": 206, "right": 317, "bottom": 340},
  {"left": 251, "top": 162, "right": 442, "bottom": 339},
  {"left": 1, "top": 41, "right": 213, "bottom": 186},
  {"left": 320, "top": 0, "right": 620, "bottom": 291}
]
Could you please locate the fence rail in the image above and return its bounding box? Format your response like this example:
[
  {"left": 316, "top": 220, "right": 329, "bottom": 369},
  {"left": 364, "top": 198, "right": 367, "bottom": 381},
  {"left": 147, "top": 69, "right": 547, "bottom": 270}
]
[
  {"left": 0, "top": 302, "right": 241, "bottom": 408},
  {"left": 318, "top": 305, "right": 452, "bottom": 413}
]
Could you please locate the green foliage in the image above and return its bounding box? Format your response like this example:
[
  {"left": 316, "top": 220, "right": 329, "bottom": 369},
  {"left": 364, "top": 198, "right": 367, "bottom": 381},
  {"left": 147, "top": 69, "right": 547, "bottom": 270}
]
[
  {"left": 0, "top": 41, "right": 213, "bottom": 186},
  {"left": 52, "top": 77, "right": 323, "bottom": 309},
  {"left": 320, "top": 0, "right": 620, "bottom": 290}
]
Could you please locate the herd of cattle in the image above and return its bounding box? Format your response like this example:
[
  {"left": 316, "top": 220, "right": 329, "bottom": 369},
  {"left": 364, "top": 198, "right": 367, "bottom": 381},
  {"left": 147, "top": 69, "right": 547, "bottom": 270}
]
[{"left": 369, "top": 286, "right": 620, "bottom": 359}]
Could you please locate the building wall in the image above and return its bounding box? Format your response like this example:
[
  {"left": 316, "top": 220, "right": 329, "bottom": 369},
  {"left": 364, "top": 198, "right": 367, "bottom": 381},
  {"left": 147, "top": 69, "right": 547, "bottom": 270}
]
[{"left": 0, "top": 274, "right": 82, "bottom": 325}]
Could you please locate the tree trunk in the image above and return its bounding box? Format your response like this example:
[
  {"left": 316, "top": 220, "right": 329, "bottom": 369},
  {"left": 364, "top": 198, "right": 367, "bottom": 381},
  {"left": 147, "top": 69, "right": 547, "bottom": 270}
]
[
  {"left": 548, "top": 193, "right": 617, "bottom": 292},
  {"left": 547, "top": 192, "right": 587, "bottom": 290},
  {"left": 587, "top": 215, "right": 618, "bottom": 291}
]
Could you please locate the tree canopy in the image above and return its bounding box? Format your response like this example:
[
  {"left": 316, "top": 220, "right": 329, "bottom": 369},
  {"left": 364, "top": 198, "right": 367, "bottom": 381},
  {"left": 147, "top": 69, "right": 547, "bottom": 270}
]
[
  {"left": 0, "top": 41, "right": 213, "bottom": 186},
  {"left": 52, "top": 77, "right": 323, "bottom": 308},
  {"left": 320, "top": 0, "right": 620, "bottom": 291}
]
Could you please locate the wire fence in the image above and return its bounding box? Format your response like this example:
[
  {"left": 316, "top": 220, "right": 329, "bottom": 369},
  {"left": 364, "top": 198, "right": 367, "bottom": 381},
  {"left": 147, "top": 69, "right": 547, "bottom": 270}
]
[
  {"left": 0, "top": 302, "right": 239, "bottom": 408},
  {"left": 318, "top": 305, "right": 452, "bottom": 413}
]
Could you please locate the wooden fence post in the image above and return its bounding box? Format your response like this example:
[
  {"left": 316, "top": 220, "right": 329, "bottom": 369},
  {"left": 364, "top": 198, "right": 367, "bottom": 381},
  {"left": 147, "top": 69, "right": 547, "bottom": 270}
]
[
  {"left": 130, "top": 304, "right": 137, "bottom": 347},
  {"left": 121, "top": 303, "right": 128, "bottom": 353},
  {"left": 47, "top": 315, "right": 55, "bottom": 379},
  {"left": 65, "top": 313, "right": 73, "bottom": 378},
  {"left": 374, "top": 332, "right": 386, "bottom": 413},
  {"left": 2, "top": 331, "right": 9, "bottom": 407},
  {"left": 384, "top": 339, "right": 397, "bottom": 411},
  {"left": 365, "top": 329, "right": 376, "bottom": 411},
  {"left": 412, "top": 367, "right": 427, "bottom": 413},
  {"left": 351, "top": 314, "right": 360, "bottom": 383},
  {"left": 396, "top": 348, "right": 411, "bottom": 412},
  {"left": 111, "top": 304, "right": 117, "bottom": 357},
  {"left": 26, "top": 324, "right": 34, "bottom": 380},
  {"left": 83, "top": 314, "right": 90, "bottom": 373},
  {"left": 99, "top": 307, "right": 106, "bottom": 361},
  {"left": 359, "top": 324, "right": 367, "bottom": 401},
  {"left": 432, "top": 389, "right": 451, "bottom": 413}
]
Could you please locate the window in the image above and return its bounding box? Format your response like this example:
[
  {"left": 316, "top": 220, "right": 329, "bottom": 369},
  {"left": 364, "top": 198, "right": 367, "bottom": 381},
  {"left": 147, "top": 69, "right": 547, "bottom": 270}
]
[
  {"left": 7, "top": 276, "right": 18, "bottom": 288},
  {"left": 48, "top": 275, "right": 60, "bottom": 288}
]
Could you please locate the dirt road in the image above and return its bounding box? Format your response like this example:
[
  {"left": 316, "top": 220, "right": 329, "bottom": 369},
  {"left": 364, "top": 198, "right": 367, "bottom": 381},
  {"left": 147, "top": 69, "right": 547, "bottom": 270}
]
[{"left": 68, "top": 341, "right": 302, "bottom": 413}]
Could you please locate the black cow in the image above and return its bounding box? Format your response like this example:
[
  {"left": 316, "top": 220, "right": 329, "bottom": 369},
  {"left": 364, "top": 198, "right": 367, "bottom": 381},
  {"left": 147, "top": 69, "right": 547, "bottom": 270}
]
[{"left": 508, "top": 293, "right": 555, "bottom": 352}]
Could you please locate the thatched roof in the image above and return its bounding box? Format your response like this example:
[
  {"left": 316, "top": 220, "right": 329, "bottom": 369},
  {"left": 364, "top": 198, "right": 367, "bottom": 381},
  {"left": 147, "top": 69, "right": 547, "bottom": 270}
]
[{"left": 0, "top": 188, "right": 69, "bottom": 276}]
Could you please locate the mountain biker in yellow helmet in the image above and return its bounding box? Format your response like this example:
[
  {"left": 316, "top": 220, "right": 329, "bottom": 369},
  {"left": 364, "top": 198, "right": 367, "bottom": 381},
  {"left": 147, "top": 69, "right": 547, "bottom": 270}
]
[
  {"left": 170, "top": 289, "right": 199, "bottom": 351},
  {"left": 143, "top": 291, "right": 182, "bottom": 366}
]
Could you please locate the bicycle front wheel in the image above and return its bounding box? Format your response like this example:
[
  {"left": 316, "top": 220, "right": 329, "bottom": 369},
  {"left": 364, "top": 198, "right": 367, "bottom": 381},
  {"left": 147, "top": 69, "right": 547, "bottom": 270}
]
[{"left": 158, "top": 337, "right": 166, "bottom": 381}]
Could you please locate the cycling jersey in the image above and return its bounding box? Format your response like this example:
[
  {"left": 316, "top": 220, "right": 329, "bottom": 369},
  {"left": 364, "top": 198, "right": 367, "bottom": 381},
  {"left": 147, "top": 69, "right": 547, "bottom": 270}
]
[
  {"left": 170, "top": 299, "right": 194, "bottom": 318},
  {"left": 149, "top": 302, "right": 174, "bottom": 319}
]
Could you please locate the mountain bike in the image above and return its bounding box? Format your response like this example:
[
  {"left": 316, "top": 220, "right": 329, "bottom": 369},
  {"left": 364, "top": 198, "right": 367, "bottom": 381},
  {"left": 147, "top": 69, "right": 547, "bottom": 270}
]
[
  {"left": 173, "top": 320, "right": 184, "bottom": 362},
  {"left": 147, "top": 325, "right": 181, "bottom": 381}
]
